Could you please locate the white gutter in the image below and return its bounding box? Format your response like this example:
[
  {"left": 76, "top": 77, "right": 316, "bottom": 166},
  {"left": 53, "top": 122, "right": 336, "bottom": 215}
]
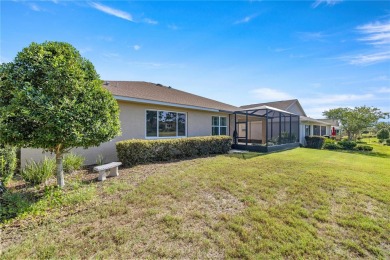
[{"left": 114, "top": 95, "right": 220, "bottom": 112}]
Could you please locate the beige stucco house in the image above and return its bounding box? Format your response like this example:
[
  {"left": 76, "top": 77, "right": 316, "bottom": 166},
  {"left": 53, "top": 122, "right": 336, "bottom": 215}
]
[
  {"left": 21, "top": 82, "right": 330, "bottom": 167},
  {"left": 21, "top": 81, "right": 239, "bottom": 166}
]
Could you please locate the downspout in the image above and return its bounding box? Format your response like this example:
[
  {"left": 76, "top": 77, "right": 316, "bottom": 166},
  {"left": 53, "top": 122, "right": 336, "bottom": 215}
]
[
  {"left": 245, "top": 111, "right": 248, "bottom": 147},
  {"left": 289, "top": 114, "right": 292, "bottom": 143},
  {"left": 279, "top": 112, "right": 282, "bottom": 145},
  {"left": 265, "top": 109, "right": 268, "bottom": 149}
]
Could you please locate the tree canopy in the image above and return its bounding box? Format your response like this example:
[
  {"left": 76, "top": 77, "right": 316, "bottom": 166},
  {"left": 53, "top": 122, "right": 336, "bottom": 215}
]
[
  {"left": 323, "top": 106, "right": 387, "bottom": 140},
  {"left": 0, "top": 41, "right": 121, "bottom": 187}
]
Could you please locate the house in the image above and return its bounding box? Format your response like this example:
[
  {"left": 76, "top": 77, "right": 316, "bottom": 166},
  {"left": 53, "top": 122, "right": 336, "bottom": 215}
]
[
  {"left": 241, "top": 99, "right": 332, "bottom": 145},
  {"left": 21, "top": 81, "right": 240, "bottom": 166},
  {"left": 21, "top": 83, "right": 311, "bottom": 166},
  {"left": 316, "top": 119, "right": 341, "bottom": 137}
]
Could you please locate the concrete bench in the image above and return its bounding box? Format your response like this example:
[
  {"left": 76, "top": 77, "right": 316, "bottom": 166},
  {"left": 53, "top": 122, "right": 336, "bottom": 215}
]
[{"left": 94, "top": 162, "right": 122, "bottom": 181}]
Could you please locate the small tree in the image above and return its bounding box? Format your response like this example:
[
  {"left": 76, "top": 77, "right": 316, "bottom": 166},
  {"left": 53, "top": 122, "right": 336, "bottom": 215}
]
[
  {"left": 0, "top": 41, "right": 121, "bottom": 187},
  {"left": 323, "top": 106, "right": 387, "bottom": 140},
  {"left": 377, "top": 128, "right": 390, "bottom": 142}
]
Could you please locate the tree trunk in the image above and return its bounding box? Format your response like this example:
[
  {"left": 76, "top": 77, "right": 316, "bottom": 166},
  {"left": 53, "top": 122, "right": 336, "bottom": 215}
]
[{"left": 56, "top": 152, "right": 65, "bottom": 188}]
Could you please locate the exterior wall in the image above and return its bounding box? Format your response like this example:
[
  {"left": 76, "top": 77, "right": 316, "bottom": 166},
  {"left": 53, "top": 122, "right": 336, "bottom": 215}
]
[
  {"left": 21, "top": 101, "right": 231, "bottom": 167},
  {"left": 287, "top": 103, "right": 305, "bottom": 116},
  {"left": 299, "top": 122, "right": 331, "bottom": 145}
]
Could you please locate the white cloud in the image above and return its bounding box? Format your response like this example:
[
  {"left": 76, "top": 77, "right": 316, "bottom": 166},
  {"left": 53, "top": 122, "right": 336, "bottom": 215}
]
[
  {"left": 377, "top": 87, "right": 390, "bottom": 93},
  {"left": 144, "top": 18, "right": 158, "bottom": 25},
  {"left": 103, "top": 52, "right": 119, "bottom": 58},
  {"left": 168, "top": 24, "right": 179, "bottom": 30},
  {"left": 234, "top": 14, "right": 257, "bottom": 24},
  {"left": 90, "top": 2, "right": 133, "bottom": 21},
  {"left": 347, "top": 51, "right": 390, "bottom": 65},
  {"left": 297, "top": 31, "right": 328, "bottom": 41},
  {"left": 29, "top": 3, "right": 41, "bottom": 11},
  {"left": 312, "top": 0, "right": 342, "bottom": 8},
  {"left": 302, "top": 93, "right": 375, "bottom": 105},
  {"left": 133, "top": 45, "right": 141, "bottom": 51},
  {"left": 250, "top": 88, "right": 293, "bottom": 101},
  {"left": 345, "top": 20, "right": 390, "bottom": 65},
  {"left": 357, "top": 20, "right": 390, "bottom": 45}
]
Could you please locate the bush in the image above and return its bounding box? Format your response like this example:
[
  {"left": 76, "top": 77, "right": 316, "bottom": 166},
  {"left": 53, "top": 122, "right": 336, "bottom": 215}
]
[
  {"left": 386, "top": 139, "right": 390, "bottom": 146},
  {"left": 323, "top": 143, "right": 342, "bottom": 150},
  {"left": 338, "top": 140, "right": 357, "bottom": 150},
  {"left": 0, "top": 145, "right": 17, "bottom": 185},
  {"left": 116, "top": 136, "right": 232, "bottom": 167},
  {"left": 305, "top": 136, "right": 325, "bottom": 149},
  {"left": 63, "top": 153, "right": 85, "bottom": 173},
  {"left": 377, "top": 128, "right": 390, "bottom": 141},
  {"left": 355, "top": 145, "right": 373, "bottom": 151},
  {"left": 324, "top": 138, "right": 336, "bottom": 144},
  {"left": 21, "top": 157, "right": 55, "bottom": 185}
]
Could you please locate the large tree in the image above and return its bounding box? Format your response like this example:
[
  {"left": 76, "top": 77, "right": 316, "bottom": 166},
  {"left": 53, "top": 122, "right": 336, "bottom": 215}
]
[
  {"left": 323, "top": 106, "right": 387, "bottom": 140},
  {"left": 0, "top": 41, "right": 121, "bottom": 187}
]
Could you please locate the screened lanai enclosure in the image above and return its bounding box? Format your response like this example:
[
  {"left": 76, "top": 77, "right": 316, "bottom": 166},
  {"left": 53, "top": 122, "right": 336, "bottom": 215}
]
[{"left": 231, "top": 106, "right": 300, "bottom": 152}]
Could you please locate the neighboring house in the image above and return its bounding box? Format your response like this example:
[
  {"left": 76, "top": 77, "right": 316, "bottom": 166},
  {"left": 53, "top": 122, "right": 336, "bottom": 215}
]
[
  {"left": 316, "top": 119, "right": 341, "bottom": 137},
  {"left": 241, "top": 99, "right": 332, "bottom": 144},
  {"left": 21, "top": 81, "right": 239, "bottom": 166}
]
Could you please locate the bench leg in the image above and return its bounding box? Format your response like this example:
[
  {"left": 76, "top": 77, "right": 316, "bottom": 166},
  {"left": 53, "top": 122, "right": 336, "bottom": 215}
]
[
  {"left": 98, "top": 170, "right": 107, "bottom": 181},
  {"left": 108, "top": 167, "right": 119, "bottom": 177}
]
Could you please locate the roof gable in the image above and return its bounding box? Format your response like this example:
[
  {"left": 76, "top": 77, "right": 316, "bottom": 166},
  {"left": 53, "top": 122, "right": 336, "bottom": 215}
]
[{"left": 241, "top": 99, "right": 307, "bottom": 116}]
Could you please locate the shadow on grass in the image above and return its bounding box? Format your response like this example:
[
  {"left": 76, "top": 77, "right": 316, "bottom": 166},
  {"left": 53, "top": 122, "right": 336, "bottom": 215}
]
[
  {"left": 333, "top": 149, "right": 390, "bottom": 159},
  {"left": 0, "top": 188, "right": 43, "bottom": 223}
]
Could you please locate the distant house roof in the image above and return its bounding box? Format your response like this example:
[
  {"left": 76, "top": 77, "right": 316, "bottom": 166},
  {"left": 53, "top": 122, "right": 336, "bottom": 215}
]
[
  {"left": 316, "top": 119, "right": 339, "bottom": 126},
  {"left": 300, "top": 116, "right": 332, "bottom": 125},
  {"left": 240, "top": 99, "right": 307, "bottom": 117},
  {"left": 103, "top": 81, "right": 240, "bottom": 112}
]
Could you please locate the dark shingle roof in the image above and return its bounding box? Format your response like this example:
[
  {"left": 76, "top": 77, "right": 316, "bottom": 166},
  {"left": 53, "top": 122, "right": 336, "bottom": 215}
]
[{"left": 104, "top": 81, "right": 240, "bottom": 112}]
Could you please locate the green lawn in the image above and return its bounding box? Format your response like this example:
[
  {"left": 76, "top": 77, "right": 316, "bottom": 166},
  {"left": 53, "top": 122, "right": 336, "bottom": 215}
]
[{"left": 1, "top": 147, "right": 389, "bottom": 259}]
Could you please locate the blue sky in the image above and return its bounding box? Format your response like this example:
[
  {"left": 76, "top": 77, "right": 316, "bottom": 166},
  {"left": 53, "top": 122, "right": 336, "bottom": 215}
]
[{"left": 1, "top": 0, "right": 389, "bottom": 118}]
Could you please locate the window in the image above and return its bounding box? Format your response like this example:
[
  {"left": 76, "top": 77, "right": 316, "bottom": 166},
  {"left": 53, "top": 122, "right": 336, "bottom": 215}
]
[
  {"left": 313, "top": 125, "right": 320, "bottom": 136},
  {"left": 212, "top": 116, "right": 227, "bottom": 135},
  {"left": 321, "top": 126, "right": 326, "bottom": 136},
  {"left": 305, "top": 125, "right": 311, "bottom": 136},
  {"left": 146, "top": 110, "right": 186, "bottom": 138}
]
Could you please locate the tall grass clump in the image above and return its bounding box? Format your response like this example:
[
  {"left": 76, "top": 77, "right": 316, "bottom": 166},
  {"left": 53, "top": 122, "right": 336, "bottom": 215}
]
[
  {"left": 21, "top": 157, "right": 55, "bottom": 185},
  {"left": 63, "top": 153, "right": 85, "bottom": 174},
  {"left": 0, "top": 145, "right": 17, "bottom": 185}
]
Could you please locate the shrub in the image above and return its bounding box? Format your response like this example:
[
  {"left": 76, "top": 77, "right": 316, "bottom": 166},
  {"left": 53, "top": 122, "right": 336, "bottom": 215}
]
[
  {"left": 377, "top": 129, "right": 390, "bottom": 141},
  {"left": 323, "top": 143, "right": 342, "bottom": 150},
  {"left": 21, "top": 157, "right": 55, "bottom": 185},
  {"left": 355, "top": 145, "right": 373, "bottom": 151},
  {"left": 305, "top": 136, "right": 325, "bottom": 149},
  {"left": 0, "top": 145, "right": 17, "bottom": 184},
  {"left": 338, "top": 140, "right": 357, "bottom": 150},
  {"left": 63, "top": 153, "right": 84, "bottom": 173},
  {"left": 386, "top": 139, "right": 390, "bottom": 146},
  {"left": 116, "top": 136, "right": 232, "bottom": 167},
  {"left": 324, "top": 138, "right": 336, "bottom": 144}
]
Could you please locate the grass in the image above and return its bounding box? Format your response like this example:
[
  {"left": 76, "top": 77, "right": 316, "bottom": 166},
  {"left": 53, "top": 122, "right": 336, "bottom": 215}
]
[{"left": 1, "top": 147, "right": 389, "bottom": 258}]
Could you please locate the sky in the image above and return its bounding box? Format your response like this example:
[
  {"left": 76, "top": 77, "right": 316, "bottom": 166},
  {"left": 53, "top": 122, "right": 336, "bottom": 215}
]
[{"left": 1, "top": 0, "right": 389, "bottom": 118}]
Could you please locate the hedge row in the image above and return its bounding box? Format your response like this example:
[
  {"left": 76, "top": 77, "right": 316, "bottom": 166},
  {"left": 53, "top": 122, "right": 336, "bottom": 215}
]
[
  {"left": 116, "top": 136, "right": 232, "bottom": 167},
  {"left": 305, "top": 136, "right": 325, "bottom": 149}
]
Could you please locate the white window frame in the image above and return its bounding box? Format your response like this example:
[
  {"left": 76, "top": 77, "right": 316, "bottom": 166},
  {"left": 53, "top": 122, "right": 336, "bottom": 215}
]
[
  {"left": 145, "top": 109, "right": 187, "bottom": 139},
  {"left": 212, "top": 116, "right": 228, "bottom": 136}
]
